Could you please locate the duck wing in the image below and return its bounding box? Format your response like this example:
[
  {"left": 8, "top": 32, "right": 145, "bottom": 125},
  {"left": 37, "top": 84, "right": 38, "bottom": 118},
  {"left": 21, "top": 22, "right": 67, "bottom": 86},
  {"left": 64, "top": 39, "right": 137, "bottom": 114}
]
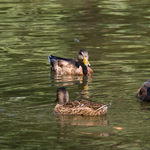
[
  {"left": 48, "top": 55, "right": 79, "bottom": 68},
  {"left": 64, "top": 99, "right": 111, "bottom": 110}
]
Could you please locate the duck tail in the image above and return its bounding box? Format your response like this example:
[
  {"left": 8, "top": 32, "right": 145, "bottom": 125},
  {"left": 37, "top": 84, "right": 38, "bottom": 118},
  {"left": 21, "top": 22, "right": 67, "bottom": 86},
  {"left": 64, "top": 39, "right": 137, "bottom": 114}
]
[
  {"left": 48, "top": 55, "right": 57, "bottom": 64},
  {"left": 105, "top": 103, "right": 111, "bottom": 108},
  {"left": 96, "top": 103, "right": 111, "bottom": 111},
  {"left": 48, "top": 55, "right": 52, "bottom": 64}
]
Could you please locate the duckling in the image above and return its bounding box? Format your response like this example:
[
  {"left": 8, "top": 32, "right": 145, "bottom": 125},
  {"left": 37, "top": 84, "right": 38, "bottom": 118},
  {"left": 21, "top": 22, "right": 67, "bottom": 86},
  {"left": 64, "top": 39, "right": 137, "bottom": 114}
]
[
  {"left": 54, "top": 87, "right": 111, "bottom": 116},
  {"left": 136, "top": 79, "right": 150, "bottom": 101},
  {"left": 48, "top": 49, "right": 93, "bottom": 75}
]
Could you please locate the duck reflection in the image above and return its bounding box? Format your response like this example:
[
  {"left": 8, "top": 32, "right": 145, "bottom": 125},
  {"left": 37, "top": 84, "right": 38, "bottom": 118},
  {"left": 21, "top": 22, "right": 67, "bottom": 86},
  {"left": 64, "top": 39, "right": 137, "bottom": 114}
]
[
  {"left": 78, "top": 76, "right": 90, "bottom": 99},
  {"left": 51, "top": 74, "right": 91, "bottom": 85},
  {"left": 80, "top": 132, "right": 110, "bottom": 137},
  {"left": 139, "top": 101, "right": 150, "bottom": 111},
  {"left": 55, "top": 115, "right": 109, "bottom": 127},
  {"left": 50, "top": 74, "right": 92, "bottom": 99},
  {"left": 55, "top": 115, "right": 110, "bottom": 140}
]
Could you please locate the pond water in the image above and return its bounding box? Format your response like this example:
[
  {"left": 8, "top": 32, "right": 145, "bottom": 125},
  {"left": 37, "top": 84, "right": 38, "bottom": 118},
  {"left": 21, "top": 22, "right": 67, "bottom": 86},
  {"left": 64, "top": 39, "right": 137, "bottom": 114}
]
[{"left": 1, "top": 0, "right": 150, "bottom": 149}]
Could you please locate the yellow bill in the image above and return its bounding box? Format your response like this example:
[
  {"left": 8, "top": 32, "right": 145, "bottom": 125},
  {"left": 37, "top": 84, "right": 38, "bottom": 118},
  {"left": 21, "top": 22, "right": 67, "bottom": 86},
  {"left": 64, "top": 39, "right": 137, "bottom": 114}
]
[{"left": 83, "top": 57, "right": 91, "bottom": 66}]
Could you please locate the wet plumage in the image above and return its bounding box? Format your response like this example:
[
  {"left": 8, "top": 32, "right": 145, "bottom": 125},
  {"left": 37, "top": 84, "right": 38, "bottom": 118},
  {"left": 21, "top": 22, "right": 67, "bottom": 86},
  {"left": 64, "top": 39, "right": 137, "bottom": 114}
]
[
  {"left": 136, "top": 79, "right": 150, "bottom": 101},
  {"left": 54, "top": 87, "right": 111, "bottom": 116},
  {"left": 48, "top": 49, "right": 93, "bottom": 75}
]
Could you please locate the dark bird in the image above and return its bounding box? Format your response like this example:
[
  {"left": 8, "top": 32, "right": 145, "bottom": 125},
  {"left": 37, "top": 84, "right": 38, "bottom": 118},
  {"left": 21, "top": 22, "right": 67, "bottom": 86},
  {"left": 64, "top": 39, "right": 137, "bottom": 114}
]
[{"left": 136, "top": 79, "right": 150, "bottom": 101}]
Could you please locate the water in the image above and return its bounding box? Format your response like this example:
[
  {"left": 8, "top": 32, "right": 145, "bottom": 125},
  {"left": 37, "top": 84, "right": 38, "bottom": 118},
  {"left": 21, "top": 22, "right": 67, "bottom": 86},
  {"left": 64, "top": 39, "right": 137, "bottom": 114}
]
[{"left": 1, "top": 0, "right": 150, "bottom": 149}]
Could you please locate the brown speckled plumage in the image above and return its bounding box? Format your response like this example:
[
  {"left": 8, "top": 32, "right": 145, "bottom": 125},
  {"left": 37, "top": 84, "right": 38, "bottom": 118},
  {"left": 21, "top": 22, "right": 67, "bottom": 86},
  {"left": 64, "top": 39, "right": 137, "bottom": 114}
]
[
  {"left": 136, "top": 79, "right": 150, "bottom": 101},
  {"left": 54, "top": 87, "right": 111, "bottom": 116},
  {"left": 48, "top": 49, "right": 93, "bottom": 75}
]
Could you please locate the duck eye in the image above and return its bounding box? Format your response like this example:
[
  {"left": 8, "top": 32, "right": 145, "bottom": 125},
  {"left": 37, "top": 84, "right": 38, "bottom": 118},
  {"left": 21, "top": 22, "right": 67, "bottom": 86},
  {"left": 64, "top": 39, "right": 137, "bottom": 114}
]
[{"left": 79, "top": 51, "right": 83, "bottom": 55}]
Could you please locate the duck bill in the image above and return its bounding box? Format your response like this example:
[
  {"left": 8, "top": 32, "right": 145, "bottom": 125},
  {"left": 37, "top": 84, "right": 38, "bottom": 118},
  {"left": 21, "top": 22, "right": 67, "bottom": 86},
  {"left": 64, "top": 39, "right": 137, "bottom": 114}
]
[{"left": 83, "top": 57, "right": 91, "bottom": 66}]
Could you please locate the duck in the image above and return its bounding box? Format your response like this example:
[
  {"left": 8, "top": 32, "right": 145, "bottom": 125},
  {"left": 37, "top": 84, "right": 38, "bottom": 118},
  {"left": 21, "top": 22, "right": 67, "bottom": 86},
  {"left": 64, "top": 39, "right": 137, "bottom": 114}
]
[
  {"left": 48, "top": 49, "right": 93, "bottom": 75},
  {"left": 136, "top": 79, "right": 150, "bottom": 101},
  {"left": 54, "top": 87, "right": 111, "bottom": 116}
]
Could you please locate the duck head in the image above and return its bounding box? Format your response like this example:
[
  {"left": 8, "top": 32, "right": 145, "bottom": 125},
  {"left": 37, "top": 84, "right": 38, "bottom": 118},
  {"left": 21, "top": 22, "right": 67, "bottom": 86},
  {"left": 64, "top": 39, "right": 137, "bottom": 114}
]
[
  {"left": 55, "top": 87, "right": 69, "bottom": 105},
  {"left": 78, "top": 49, "right": 91, "bottom": 67}
]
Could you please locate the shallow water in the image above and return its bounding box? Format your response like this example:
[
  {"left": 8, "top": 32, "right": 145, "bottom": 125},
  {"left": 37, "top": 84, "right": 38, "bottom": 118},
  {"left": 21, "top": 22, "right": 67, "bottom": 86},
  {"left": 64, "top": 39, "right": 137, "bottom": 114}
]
[{"left": 1, "top": 0, "right": 150, "bottom": 149}]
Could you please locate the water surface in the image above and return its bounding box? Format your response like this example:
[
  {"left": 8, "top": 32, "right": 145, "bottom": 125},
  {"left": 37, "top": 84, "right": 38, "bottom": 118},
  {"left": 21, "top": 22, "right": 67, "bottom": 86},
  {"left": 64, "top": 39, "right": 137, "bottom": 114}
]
[{"left": 1, "top": 0, "right": 150, "bottom": 149}]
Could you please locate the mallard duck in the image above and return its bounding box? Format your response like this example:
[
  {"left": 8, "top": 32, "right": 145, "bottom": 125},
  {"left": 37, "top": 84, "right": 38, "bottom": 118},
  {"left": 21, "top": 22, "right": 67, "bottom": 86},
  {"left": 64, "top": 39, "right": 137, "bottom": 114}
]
[
  {"left": 48, "top": 49, "right": 93, "bottom": 75},
  {"left": 136, "top": 79, "right": 150, "bottom": 101},
  {"left": 54, "top": 87, "right": 111, "bottom": 116}
]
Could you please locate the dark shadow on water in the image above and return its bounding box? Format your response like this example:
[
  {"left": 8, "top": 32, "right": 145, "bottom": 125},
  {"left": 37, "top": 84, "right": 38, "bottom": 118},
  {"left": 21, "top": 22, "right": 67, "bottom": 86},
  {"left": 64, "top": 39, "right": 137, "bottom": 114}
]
[{"left": 140, "top": 101, "right": 150, "bottom": 111}]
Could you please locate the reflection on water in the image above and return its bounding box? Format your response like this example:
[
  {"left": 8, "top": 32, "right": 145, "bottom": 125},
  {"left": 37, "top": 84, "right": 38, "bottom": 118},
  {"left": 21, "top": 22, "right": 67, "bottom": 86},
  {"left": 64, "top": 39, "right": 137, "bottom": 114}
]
[
  {"left": 50, "top": 74, "right": 91, "bottom": 99},
  {"left": 81, "top": 132, "right": 110, "bottom": 137},
  {"left": 51, "top": 74, "right": 84, "bottom": 86},
  {"left": 140, "top": 102, "right": 150, "bottom": 111},
  {"left": 55, "top": 115, "right": 109, "bottom": 127},
  {"left": 78, "top": 76, "right": 91, "bottom": 99}
]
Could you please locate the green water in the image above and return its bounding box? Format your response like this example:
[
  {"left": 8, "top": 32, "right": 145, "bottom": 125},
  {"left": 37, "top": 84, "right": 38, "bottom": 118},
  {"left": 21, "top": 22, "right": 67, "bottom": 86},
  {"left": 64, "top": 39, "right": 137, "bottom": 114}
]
[{"left": 1, "top": 0, "right": 150, "bottom": 149}]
